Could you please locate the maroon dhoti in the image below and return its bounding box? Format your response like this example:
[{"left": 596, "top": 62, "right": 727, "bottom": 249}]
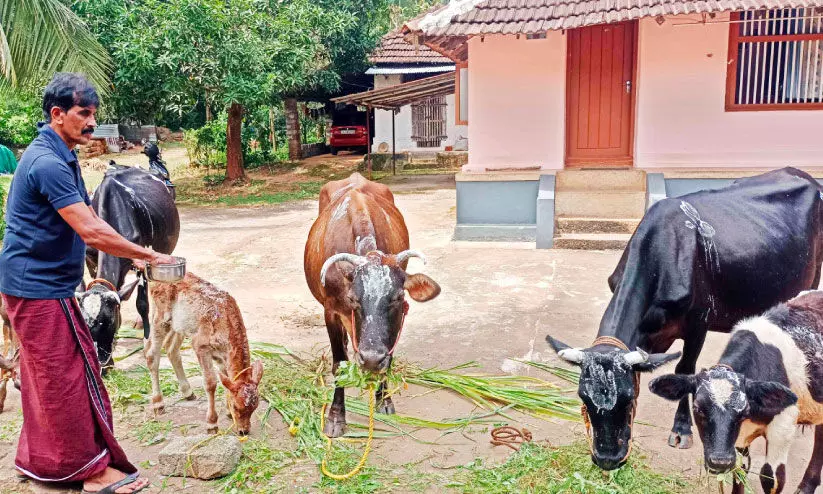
[{"left": 2, "top": 295, "right": 135, "bottom": 482}]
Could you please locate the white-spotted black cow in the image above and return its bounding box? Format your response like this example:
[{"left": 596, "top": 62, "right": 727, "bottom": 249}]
[
  {"left": 85, "top": 164, "right": 179, "bottom": 369},
  {"left": 549, "top": 167, "right": 823, "bottom": 470},
  {"left": 304, "top": 173, "right": 441, "bottom": 437},
  {"left": 650, "top": 290, "right": 823, "bottom": 494}
]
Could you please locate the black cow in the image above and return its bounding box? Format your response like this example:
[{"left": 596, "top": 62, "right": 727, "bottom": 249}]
[
  {"left": 85, "top": 164, "right": 180, "bottom": 367},
  {"left": 548, "top": 167, "right": 823, "bottom": 470},
  {"left": 650, "top": 290, "right": 823, "bottom": 494}
]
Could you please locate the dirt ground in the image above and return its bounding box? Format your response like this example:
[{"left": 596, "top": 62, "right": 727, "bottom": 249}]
[{"left": 0, "top": 161, "right": 814, "bottom": 493}]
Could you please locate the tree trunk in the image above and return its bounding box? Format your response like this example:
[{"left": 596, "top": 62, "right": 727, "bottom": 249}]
[
  {"left": 205, "top": 91, "right": 212, "bottom": 122},
  {"left": 269, "top": 107, "right": 277, "bottom": 151},
  {"left": 225, "top": 102, "right": 245, "bottom": 183},
  {"left": 285, "top": 97, "right": 302, "bottom": 161}
]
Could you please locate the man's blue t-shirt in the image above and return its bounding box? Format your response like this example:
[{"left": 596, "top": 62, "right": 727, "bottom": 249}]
[{"left": 0, "top": 125, "right": 91, "bottom": 299}]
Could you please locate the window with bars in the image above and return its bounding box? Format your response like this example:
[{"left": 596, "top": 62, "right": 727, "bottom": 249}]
[
  {"left": 726, "top": 8, "right": 823, "bottom": 110},
  {"left": 411, "top": 96, "right": 447, "bottom": 148}
]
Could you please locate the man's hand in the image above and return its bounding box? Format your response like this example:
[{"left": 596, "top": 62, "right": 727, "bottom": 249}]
[
  {"left": 133, "top": 252, "right": 175, "bottom": 271},
  {"left": 150, "top": 252, "right": 176, "bottom": 265}
]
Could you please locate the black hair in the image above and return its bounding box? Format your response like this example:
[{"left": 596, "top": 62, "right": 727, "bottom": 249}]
[{"left": 42, "top": 73, "right": 100, "bottom": 122}]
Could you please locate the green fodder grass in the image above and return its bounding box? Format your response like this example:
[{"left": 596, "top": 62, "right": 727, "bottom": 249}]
[
  {"left": 104, "top": 365, "right": 200, "bottom": 408},
  {"left": 451, "top": 442, "right": 693, "bottom": 494},
  {"left": 0, "top": 412, "right": 22, "bottom": 443}
]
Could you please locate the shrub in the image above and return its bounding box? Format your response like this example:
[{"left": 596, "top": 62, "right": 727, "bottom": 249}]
[
  {"left": 0, "top": 93, "right": 40, "bottom": 148},
  {"left": 183, "top": 113, "right": 228, "bottom": 168}
]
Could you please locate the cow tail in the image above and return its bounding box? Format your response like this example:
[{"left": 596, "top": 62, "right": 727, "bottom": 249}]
[{"left": 136, "top": 273, "right": 151, "bottom": 340}]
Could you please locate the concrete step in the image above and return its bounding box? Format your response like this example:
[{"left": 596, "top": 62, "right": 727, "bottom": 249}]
[
  {"left": 557, "top": 169, "right": 647, "bottom": 191},
  {"left": 553, "top": 233, "right": 631, "bottom": 250},
  {"left": 555, "top": 190, "right": 647, "bottom": 218},
  {"left": 556, "top": 217, "right": 641, "bottom": 234}
]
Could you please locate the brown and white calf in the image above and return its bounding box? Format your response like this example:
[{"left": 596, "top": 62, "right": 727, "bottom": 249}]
[
  {"left": 650, "top": 290, "right": 823, "bottom": 494},
  {"left": 148, "top": 272, "right": 263, "bottom": 435}
]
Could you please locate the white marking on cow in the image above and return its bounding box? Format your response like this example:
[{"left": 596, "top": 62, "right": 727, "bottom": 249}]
[
  {"left": 171, "top": 295, "right": 197, "bottom": 336},
  {"left": 331, "top": 183, "right": 354, "bottom": 201},
  {"left": 680, "top": 200, "right": 720, "bottom": 277},
  {"left": 582, "top": 357, "right": 622, "bottom": 412},
  {"left": 698, "top": 367, "right": 747, "bottom": 411},
  {"left": 735, "top": 317, "right": 807, "bottom": 390},
  {"left": 355, "top": 235, "right": 376, "bottom": 255},
  {"left": 331, "top": 197, "right": 350, "bottom": 223},
  {"left": 360, "top": 262, "right": 393, "bottom": 305},
  {"left": 82, "top": 294, "right": 102, "bottom": 321},
  {"left": 111, "top": 177, "right": 155, "bottom": 235},
  {"left": 709, "top": 379, "right": 734, "bottom": 406},
  {"left": 765, "top": 404, "right": 799, "bottom": 466}
]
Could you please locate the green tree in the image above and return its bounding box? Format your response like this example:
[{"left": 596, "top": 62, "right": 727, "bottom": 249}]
[{"left": 0, "top": 0, "right": 110, "bottom": 91}]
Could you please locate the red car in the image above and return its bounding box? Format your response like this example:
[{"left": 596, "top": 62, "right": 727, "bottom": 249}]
[{"left": 330, "top": 125, "right": 368, "bottom": 155}]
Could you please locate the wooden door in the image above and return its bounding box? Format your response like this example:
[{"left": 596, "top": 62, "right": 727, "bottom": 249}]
[{"left": 566, "top": 21, "right": 637, "bottom": 167}]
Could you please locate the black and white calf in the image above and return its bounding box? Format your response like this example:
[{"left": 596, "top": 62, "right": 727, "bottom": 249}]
[
  {"left": 649, "top": 290, "right": 823, "bottom": 494},
  {"left": 75, "top": 278, "right": 140, "bottom": 373}
]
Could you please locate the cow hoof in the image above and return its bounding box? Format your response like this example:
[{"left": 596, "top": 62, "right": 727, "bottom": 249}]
[
  {"left": 668, "top": 432, "right": 693, "bottom": 449},
  {"left": 183, "top": 392, "right": 196, "bottom": 401},
  {"left": 377, "top": 398, "right": 395, "bottom": 415},
  {"left": 206, "top": 424, "right": 218, "bottom": 434},
  {"left": 323, "top": 415, "right": 346, "bottom": 438}
]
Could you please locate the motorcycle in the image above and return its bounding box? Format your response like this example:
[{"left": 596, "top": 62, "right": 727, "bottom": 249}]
[{"left": 142, "top": 141, "right": 176, "bottom": 200}]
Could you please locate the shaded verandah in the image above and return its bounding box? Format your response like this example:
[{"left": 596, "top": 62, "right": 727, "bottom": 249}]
[{"left": 331, "top": 72, "right": 455, "bottom": 177}]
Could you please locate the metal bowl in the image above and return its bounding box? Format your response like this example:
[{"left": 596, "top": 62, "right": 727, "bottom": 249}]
[{"left": 146, "top": 256, "right": 186, "bottom": 283}]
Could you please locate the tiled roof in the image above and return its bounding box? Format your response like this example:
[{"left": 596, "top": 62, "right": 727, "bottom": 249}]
[
  {"left": 410, "top": 0, "right": 823, "bottom": 36},
  {"left": 369, "top": 31, "right": 455, "bottom": 64}
]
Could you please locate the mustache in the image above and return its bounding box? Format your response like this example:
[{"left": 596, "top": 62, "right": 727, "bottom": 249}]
[{"left": 81, "top": 127, "right": 95, "bottom": 135}]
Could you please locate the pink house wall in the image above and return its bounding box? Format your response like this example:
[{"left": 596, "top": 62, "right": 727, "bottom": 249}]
[
  {"left": 466, "top": 14, "right": 823, "bottom": 171},
  {"left": 637, "top": 14, "right": 823, "bottom": 168},
  {"left": 466, "top": 34, "right": 566, "bottom": 172}
]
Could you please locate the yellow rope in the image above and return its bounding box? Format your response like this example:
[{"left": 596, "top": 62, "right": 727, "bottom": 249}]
[{"left": 320, "top": 385, "right": 376, "bottom": 481}]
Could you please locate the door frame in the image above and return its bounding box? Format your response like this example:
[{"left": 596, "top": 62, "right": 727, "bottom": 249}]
[{"left": 564, "top": 20, "right": 639, "bottom": 168}]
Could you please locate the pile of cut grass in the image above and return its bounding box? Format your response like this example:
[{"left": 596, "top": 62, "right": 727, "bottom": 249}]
[
  {"left": 451, "top": 442, "right": 694, "bottom": 494},
  {"left": 105, "top": 342, "right": 704, "bottom": 493}
]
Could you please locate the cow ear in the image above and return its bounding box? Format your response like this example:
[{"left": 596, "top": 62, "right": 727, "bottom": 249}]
[
  {"left": 632, "top": 351, "right": 681, "bottom": 372},
  {"left": 746, "top": 380, "right": 797, "bottom": 418},
  {"left": 219, "top": 371, "right": 239, "bottom": 393},
  {"left": 649, "top": 374, "right": 696, "bottom": 401},
  {"left": 118, "top": 279, "right": 140, "bottom": 301},
  {"left": 404, "top": 273, "right": 441, "bottom": 302},
  {"left": 251, "top": 360, "right": 264, "bottom": 386},
  {"left": 546, "top": 336, "right": 585, "bottom": 365}
]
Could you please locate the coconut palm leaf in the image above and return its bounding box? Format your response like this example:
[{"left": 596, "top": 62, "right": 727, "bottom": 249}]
[{"left": 0, "top": 0, "right": 111, "bottom": 93}]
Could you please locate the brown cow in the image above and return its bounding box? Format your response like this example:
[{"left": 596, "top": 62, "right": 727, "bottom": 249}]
[
  {"left": 304, "top": 172, "right": 441, "bottom": 437},
  {"left": 0, "top": 298, "right": 19, "bottom": 412},
  {"left": 148, "top": 272, "right": 263, "bottom": 435}
]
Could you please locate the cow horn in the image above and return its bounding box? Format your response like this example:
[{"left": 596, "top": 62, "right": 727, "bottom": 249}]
[
  {"left": 558, "top": 348, "right": 586, "bottom": 364},
  {"left": 395, "top": 250, "right": 427, "bottom": 265},
  {"left": 624, "top": 350, "right": 649, "bottom": 366},
  {"left": 320, "top": 253, "right": 365, "bottom": 286}
]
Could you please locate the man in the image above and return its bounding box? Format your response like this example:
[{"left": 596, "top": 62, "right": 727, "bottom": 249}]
[{"left": 0, "top": 73, "right": 174, "bottom": 494}]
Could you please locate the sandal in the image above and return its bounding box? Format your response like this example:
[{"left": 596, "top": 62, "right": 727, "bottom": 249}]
[{"left": 81, "top": 472, "right": 147, "bottom": 494}]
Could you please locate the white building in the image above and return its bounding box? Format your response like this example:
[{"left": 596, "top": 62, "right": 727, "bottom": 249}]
[{"left": 367, "top": 32, "right": 468, "bottom": 153}]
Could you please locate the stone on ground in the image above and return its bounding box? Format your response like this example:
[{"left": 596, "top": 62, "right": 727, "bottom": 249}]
[{"left": 158, "top": 434, "right": 241, "bottom": 480}]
